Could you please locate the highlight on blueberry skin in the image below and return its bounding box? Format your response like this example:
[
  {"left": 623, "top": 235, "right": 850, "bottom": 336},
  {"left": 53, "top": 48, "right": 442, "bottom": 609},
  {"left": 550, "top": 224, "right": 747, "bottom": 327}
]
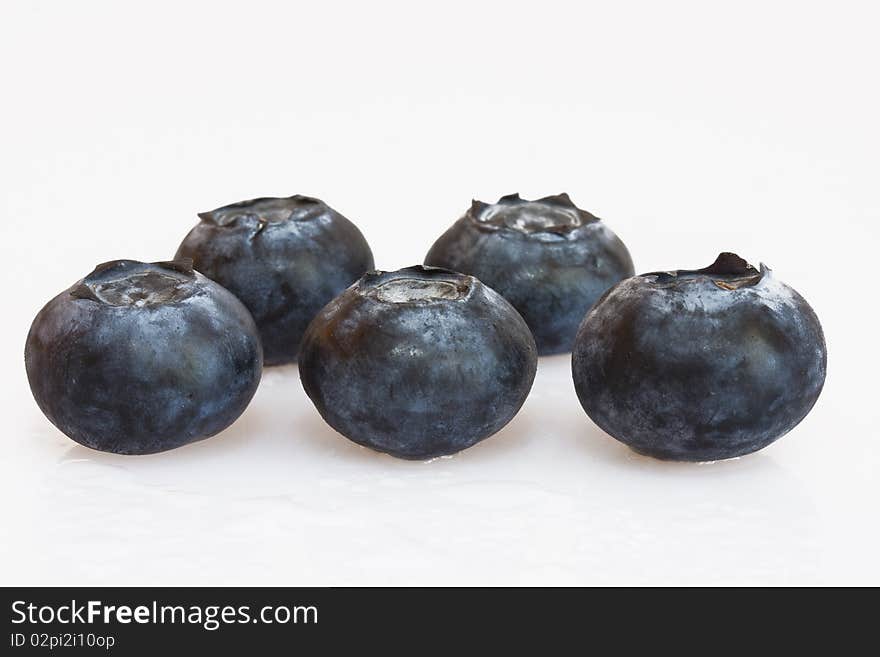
[
  {"left": 298, "top": 266, "right": 538, "bottom": 460},
  {"left": 175, "top": 195, "right": 374, "bottom": 365},
  {"left": 25, "top": 259, "right": 263, "bottom": 455},
  {"left": 424, "top": 193, "right": 634, "bottom": 356},
  {"left": 571, "top": 253, "right": 827, "bottom": 462}
]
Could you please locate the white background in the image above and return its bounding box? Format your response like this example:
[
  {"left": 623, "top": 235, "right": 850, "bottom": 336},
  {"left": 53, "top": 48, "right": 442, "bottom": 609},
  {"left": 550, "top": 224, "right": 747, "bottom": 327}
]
[{"left": 2, "top": 0, "right": 877, "bottom": 585}]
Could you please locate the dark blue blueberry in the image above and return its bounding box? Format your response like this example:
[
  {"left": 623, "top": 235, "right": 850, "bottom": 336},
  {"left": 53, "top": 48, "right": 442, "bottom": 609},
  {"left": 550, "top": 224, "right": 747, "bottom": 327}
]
[
  {"left": 25, "top": 259, "right": 263, "bottom": 454},
  {"left": 425, "top": 193, "right": 634, "bottom": 355},
  {"left": 298, "top": 266, "right": 538, "bottom": 460},
  {"left": 571, "top": 253, "right": 827, "bottom": 461},
  {"left": 175, "top": 195, "right": 374, "bottom": 365}
]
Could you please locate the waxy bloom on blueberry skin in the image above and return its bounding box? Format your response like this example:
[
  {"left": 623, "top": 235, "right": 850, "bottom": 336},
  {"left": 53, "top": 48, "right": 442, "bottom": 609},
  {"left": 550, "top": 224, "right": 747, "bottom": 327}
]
[
  {"left": 176, "top": 195, "right": 374, "bottom": 365},
  {"left": 571, "top": 253, "right": 827, "bottom": 461},
  {"left": 425, "top": 193, "right": 634, "bottom": 356},
  {"left": 25, "top": 259, "right": 263, "bottom": 455},
  {"left": 298, "top": 266, "right": 538, "bottom": 460}
]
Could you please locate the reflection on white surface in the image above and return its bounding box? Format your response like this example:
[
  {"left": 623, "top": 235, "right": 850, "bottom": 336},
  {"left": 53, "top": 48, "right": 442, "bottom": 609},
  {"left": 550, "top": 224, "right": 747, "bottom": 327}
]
[{"left": 7, "top": 358, "right": 829, "bottom": 585}]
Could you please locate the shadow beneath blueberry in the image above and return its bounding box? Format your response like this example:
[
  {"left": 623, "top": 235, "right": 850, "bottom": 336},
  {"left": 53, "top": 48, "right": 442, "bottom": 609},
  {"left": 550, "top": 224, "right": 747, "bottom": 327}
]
[
  {"left": 291, "top": 406, "right": 407, "bottom": 466},
  {"left": 452, "top": 410, "right": 537, "bottom": 463},
  {"left": 244, "top": 354, "right": 539, "bottom": 468},
  {"left": 56, "top": 403, "right": 270, "bottom": 468},
  {"left": 291, "top": 401, "right": 537, "bottom": 468},
  {"left": 554, "top": 407, "right": 782, "bottom": 478},
  {"left": 52, "top": 361, "right": 300, "bottom": 468},
  {"left": 527, "top": 351, "right": 785, "bottom": 477}
]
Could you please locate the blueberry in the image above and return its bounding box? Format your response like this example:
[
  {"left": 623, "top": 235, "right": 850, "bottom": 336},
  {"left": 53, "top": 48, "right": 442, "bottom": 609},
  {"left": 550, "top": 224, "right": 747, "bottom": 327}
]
[
  {"left": 425, "top": 193, "right": 634, "bottom": 355},
  {"left": 175, "top": 195, "right": 374, "bottom": 365},
  {"left": 571, "top": 253, "right": 827, "bottom": 461},
  {"left": 25, "top": 259, "right": 263, "bottom": 454},
  {"left": 298, "top": 266, "right": 538, "bottom": 459}
]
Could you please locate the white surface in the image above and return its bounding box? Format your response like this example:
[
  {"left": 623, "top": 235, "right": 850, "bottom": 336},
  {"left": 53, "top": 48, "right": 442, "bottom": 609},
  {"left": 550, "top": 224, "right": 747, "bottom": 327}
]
[{"left": 1, "top": 0, "right": 878, "bottom": 586}]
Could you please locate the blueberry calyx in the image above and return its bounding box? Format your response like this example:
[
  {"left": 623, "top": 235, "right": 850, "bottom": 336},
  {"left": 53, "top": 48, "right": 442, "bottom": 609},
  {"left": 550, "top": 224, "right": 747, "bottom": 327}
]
[
  {"left": 197, "top": 195, "right": 326, "bottom": 229},
  {"left": 360, "top": 265, "right": 473, "bottom": 304},
  {"left": 467, "top": 193, "right": 600, "bottom": 239},
  {"left": 155, "top": 258, "right": 195, "bottom": 275},
  {"left": 697, "top": 252, "right": 754, "bottom": 276},
  {"left": 70, "top": 259, "right": 198, "bottom": 307},
  {"left": 648, "top": 252, "right": 766, "bottom": 290}
]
